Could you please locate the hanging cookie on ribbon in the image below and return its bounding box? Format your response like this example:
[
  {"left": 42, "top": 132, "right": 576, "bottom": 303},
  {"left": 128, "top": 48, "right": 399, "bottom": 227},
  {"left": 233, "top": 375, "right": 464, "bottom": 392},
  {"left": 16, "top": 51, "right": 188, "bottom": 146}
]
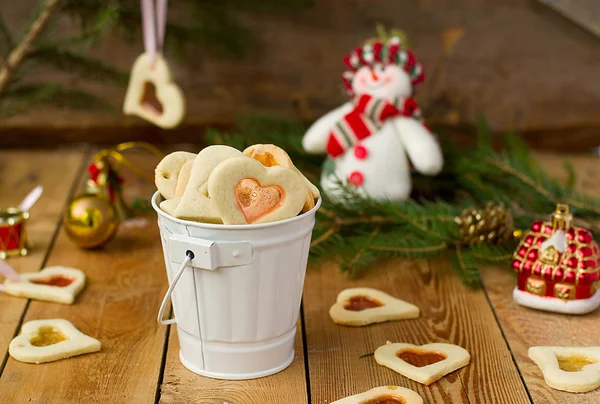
[{"left": 123, "top": 0, "right": 185, "bottom": 129}]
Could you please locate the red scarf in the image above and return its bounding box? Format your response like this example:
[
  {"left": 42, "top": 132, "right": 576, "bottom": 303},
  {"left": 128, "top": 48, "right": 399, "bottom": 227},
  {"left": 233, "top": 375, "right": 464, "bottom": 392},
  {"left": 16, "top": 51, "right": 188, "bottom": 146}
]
[{"left": 326, "top": 94, "right": 423, "bottom": 158}]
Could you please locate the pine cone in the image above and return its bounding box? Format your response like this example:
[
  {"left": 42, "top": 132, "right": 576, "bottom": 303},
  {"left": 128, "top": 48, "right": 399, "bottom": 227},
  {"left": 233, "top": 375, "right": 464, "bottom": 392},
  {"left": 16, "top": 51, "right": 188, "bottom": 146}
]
[{"left": 455, "top": 203, "right": 514, "bottom": 245}]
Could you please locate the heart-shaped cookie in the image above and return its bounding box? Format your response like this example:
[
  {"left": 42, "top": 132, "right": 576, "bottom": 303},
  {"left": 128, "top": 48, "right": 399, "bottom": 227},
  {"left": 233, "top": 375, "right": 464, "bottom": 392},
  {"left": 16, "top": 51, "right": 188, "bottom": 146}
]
[
  {"left": 155, "top": 151, "right": 196, "bottom": 200},
  {"left": 173, "top": 145, "right": 243, "bottom": 223},
  {"left": 529, "top": 346, "right": 600, "bottom": 393},
  {"left": 123, "top": 53, "right": 185, "bottom": 129},
  {"left": 244, "top": 144, "right": 320, "bottom": 212},
  {"left": 331, "top": 386, "right": 423, "bottom": 404},
  {"left": 375, "top": 342, "right": 470, "bottom": 385},
  {"left": 9, "top": 319, "right": 100, "bottom": 364},
  {"left": 208, "top": 156, "right": 307, "bottom": 224},
  {"left": 3, "top": 266, "right": 85, "bottom": 305},
  {"left": 329, "top": 287, "right": 419, "bottom": 326}
]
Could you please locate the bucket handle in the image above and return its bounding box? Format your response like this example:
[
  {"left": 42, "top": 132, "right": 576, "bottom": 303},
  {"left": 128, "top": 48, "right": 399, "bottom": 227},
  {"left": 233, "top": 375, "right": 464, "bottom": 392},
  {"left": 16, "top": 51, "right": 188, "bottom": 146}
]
[{"left": 157, "top": 250, "right": 195, "bottom": 326}]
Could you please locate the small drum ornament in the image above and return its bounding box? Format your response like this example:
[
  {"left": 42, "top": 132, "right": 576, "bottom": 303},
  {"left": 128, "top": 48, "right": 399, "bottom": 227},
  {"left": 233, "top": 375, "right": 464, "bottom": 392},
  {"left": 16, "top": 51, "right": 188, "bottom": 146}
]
[{"left": 0, "top": 208, "right": 29, "bottom": 259}]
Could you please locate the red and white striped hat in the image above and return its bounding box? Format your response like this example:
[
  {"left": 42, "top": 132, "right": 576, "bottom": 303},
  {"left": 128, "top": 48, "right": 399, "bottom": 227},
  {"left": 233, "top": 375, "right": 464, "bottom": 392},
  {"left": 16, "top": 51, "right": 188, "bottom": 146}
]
[{"left": 342, "top": 37, "right": 425, "bottom": 97}]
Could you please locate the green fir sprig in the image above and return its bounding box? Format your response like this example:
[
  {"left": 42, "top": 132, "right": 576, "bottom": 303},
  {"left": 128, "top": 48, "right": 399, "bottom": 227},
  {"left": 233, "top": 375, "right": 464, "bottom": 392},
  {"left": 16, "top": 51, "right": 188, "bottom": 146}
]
[{"left": 206, "top": 116, "right": 600, "bottom": 288}]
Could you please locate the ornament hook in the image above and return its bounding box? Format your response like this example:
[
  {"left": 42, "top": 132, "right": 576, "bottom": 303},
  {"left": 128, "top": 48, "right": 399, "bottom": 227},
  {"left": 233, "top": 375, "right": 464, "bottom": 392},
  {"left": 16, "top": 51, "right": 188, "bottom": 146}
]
[{"left": 552, "top": 204, "right": 572, "bottom": 231}]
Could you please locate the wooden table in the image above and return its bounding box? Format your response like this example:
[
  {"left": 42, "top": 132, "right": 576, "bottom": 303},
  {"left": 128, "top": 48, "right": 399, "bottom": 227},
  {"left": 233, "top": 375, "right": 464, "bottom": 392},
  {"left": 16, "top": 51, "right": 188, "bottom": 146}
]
[{"left": 0, "top": 149, "right": 598, "bottom": 404}]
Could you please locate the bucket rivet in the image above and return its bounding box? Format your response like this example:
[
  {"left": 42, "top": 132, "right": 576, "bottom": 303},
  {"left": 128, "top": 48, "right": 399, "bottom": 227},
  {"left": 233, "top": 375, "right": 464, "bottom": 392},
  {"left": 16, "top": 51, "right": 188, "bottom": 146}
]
[{"left": 232, "top": 250, "right": 241, "bottom": 258}]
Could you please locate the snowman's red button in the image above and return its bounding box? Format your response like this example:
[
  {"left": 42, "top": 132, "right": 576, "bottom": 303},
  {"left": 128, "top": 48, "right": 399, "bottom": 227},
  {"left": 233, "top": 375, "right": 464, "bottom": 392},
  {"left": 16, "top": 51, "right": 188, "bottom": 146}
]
[
  {"left": 348, "top": 171, "right": 364, "bottom": 186},
  {"left": 354, "top": 145, "right": 368, "bottom": 160}
]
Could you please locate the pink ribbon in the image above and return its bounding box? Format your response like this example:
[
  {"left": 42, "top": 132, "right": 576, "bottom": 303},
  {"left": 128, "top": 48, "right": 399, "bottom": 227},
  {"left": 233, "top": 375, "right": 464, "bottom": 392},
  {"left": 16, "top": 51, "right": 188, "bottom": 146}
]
[
  {"left": 141, "top": 0, "right": 168, "bottom": 64},
  {"left": 0, "top": 261, "right": 20, "bottom": 292}
]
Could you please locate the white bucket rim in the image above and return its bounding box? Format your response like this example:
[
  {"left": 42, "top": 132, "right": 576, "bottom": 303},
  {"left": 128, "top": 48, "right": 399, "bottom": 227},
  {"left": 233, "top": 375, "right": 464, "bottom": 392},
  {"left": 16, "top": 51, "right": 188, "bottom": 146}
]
[{"left": 151, "top": 191, "right": 322, "bottom": 230}]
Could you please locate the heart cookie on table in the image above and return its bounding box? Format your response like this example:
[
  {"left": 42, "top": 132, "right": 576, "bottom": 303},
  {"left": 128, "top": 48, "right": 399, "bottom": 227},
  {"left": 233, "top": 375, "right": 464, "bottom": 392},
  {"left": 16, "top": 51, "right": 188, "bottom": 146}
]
[
  {"left": 9, "top": 319, "right": 100, "bottom": 364},
  {"left": 244, "top": 144, "right": 320, "bottom": 212},
  {"left": 123, "top": 53, "right": 185, "bottom": 129},
  {"left": 208, "top": 156, "right": 307, "bottom": 224},
  {"left": 375, "top": 342, "right": 470, "bottom": 385},
  {"left": 529, "top": 346, "right": 600, "bottom": 393},
  {"left": 331, "top": 386, "right": 423, "bottom": 404},
  {"left": 329, "top": 287, "right": 419, "bottom": 326},
  {"left": 3, "top": 266, "right": 85, "bottom": 305},
  {"left": 173, "top": 145, "right": 243, "bottom": 223},
  {"left": 155, "top": 151, "right": 196, "bottom": 200}
]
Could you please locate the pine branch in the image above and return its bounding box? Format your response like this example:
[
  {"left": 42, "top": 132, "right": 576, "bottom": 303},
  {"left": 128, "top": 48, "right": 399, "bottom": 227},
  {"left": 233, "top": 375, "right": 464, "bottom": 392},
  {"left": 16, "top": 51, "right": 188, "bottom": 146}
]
[
  {"left": 28, "top": 46, "right": 128, "bottom": 85},
  {"left": 1, "top": 83, "right": 114, "bottom": 117},
  {"left": 0, "top": 0, "right": 60, "bottom": 96},
  {"left": 43, "top": 4, "right": 120, "bottom": 51},
  {"left": 228, "top": 0, "right": 315, "bottom": 12},
  {"left": 0, "top": 15, "right": 13, "bottom": 53}
]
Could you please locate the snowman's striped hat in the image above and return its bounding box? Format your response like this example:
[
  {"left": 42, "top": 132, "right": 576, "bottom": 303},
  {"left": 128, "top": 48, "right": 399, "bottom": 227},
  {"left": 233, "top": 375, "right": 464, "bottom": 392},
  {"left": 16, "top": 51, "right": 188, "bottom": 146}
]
[{"left": 342, "top": 36, "right": 425, "bottom": 97}]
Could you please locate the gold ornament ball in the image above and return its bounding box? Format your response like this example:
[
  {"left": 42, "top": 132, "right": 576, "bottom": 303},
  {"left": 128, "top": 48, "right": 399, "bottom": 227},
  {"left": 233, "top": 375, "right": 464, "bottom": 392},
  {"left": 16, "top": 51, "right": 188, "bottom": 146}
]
[{"left": 64, "top": 193, "right": 120, "bottom": 249}]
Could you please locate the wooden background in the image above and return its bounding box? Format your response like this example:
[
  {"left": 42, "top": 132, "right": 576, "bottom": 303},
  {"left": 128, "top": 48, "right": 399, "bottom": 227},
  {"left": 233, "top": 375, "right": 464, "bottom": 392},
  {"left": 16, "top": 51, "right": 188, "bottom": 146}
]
[{"left": 1, "top": 0, "right": 600, "bottom": 151}]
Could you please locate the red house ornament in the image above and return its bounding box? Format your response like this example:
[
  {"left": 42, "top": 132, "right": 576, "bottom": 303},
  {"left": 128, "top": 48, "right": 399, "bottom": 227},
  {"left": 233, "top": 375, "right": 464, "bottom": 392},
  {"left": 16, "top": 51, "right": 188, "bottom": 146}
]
[{"left": 512, "top": 204, "right": 600, "bottom": 314}]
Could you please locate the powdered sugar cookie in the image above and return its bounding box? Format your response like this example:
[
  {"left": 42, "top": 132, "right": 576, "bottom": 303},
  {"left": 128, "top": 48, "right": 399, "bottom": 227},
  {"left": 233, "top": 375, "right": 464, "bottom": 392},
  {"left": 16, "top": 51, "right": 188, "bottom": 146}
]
[
  {"left": 3, "top": 266, "right": 85, "bottom": 305},
  {"left": 331, "top": 386, "right": 423, "bottom": 404},
  {"left": 208, "top": 156, "right": 307, "bottom": 224},
  {"left": 374, "top": 342, "right": 470, "bottom": 385},
  {"left": 155, "top": 151, "right": 196, "bottom": 200},
  {"left": 173, "top": 145, "right": 242, "bottom": 223},
  {"left": 329, "top": 287, "right": 419, "bottom": 326},
  {"left": 244, "top": 144, "right": 320, "bottom": 212},
  {"left": 529, "top": 346, "right": 600, "bottom": 393},
  {"left": 9, "top": 319, "right": 100, "bottom": 364}
]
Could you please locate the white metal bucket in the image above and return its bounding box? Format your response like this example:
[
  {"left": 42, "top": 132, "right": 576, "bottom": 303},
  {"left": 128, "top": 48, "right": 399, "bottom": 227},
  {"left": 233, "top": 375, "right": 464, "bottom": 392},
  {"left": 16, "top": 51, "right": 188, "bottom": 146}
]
[{"left": 152, "top": 191, "right": 320, "bottom": 380}]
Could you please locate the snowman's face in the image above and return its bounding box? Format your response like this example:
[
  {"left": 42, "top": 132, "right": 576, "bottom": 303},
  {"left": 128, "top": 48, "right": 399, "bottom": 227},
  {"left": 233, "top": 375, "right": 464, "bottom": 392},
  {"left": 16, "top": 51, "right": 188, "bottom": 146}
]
[{"left": 351, "top": 63, "right": 412, "bottom": 99}]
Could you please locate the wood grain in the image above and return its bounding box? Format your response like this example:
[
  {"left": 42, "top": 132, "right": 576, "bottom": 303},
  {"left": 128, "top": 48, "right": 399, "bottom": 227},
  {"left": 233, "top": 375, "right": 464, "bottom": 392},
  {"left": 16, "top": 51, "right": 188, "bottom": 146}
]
[
  {"left": 0, "top": 150, "right": 86, "bottom": 366},
  {"left": 0, "top": 151, "right": 166, "bottom": 403},
  {"left": 160, "top": 324, "right": 308, "bottom": 404},
  {"left": 537, "top": 0, "right": 600, "bottom": 38},
  {"left": 302, "top": 259, "right": 530, "bottom": 404},
  {"left": 481, "top": 153, "right": 600, "bottom": 403}
]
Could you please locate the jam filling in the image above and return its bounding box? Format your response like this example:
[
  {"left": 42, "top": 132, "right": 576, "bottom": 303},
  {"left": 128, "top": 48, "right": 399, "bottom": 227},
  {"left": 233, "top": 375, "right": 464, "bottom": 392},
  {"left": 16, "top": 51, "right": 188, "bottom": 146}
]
[
  {"left": 396, "top": 349, "right": 447, "bottom": 367},
  {"left": 344, "top": 295, "right": 383, "bottom": 311},
  {"left": 361, "top": 395, "right": 405, "bottom": 404},
  {"left": 30, "top": 326, "right": 68, "bottom": 347},
  {"left": 235, "top": 178, "right": 283, "bottom": 223},
  {"left": 253, "top": 152, "right": 279, "bottom": 167},
  {"left": 557, "top": 355, "right": 596, "bottom": 372},
  {"left": 30, "top": 275, "right": 75, "bottom": 287}
]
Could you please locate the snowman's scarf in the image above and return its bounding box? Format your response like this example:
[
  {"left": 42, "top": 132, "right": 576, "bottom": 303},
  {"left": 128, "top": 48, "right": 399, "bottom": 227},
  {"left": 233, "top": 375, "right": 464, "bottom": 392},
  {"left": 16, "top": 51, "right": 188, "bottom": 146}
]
[{"left": 326, "top": 94, "right": 423, "bottom": 158}]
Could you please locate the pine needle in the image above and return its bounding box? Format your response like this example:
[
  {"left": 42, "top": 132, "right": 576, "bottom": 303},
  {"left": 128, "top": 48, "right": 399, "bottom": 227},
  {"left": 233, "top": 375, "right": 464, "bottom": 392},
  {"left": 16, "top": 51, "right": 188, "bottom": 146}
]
[
  {"left": 28, "top": 47, "right": 128, "bottom": 85},
  {"left": 0, "top": 15, "right": 13, "bottom": 52},
  {"left": 1, "top": 83, "right": 114, "bottom": 117}
]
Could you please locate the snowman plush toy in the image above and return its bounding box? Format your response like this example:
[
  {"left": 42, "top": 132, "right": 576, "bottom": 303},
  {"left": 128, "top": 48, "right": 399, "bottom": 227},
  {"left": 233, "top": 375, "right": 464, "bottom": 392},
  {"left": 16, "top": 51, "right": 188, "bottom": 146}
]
[{"left": 302, "top": 37, "right": 443, "bottom": 201}]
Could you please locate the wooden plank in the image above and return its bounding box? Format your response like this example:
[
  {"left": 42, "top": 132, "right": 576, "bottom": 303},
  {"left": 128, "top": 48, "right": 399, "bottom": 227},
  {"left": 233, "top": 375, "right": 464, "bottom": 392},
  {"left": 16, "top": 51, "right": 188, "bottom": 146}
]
[
  {"left": 537, "top": 0, "right": 600, "bottom": 39},
  {"left": 303, "top": 259, "right": 530, "bottom": 403},
  {"left": 160, "top": 324, "right": 308, "bottom": 404},
  {"left": 4, "top": 1, "right": 600, "bottom": 142},
  {"left": 481, "top": 153, "right": 600, "bottom": 403},
  {"left": 0, "top": 151, "right": 167, "bottom": 403},
  {"left": 0, "top": 150, "right": 86, "bottom": 367}
]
